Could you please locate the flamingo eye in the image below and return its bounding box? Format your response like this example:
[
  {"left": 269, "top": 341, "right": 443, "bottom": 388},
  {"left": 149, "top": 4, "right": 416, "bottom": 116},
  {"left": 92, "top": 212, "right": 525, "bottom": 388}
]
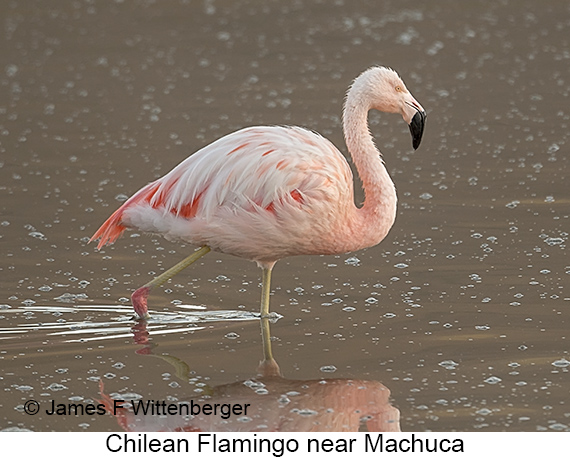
[{"left": 395, "top": 86, "right": 403, "bottom": 93}]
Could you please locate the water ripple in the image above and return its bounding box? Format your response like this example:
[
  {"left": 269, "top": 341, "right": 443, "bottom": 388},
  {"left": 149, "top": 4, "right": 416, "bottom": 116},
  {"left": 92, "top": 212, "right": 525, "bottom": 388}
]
[{"left": 0, "top": 304, "right": 265, "bottom": 344}]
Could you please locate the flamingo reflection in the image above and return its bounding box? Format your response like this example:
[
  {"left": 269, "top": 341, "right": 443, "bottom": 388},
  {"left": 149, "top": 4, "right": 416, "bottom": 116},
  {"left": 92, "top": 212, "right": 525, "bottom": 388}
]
[{"left": 99, "top": 319, "right": 400, "bottom": 432}]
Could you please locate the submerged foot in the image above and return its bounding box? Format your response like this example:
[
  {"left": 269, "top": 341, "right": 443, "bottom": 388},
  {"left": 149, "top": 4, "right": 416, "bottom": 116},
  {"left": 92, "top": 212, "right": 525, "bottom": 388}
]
[
  {"left": 260, "top": 311, "right": 282, "bottom": 323},
  {"left": 131, "top": 286, "right": 151, "bottom": 319}
]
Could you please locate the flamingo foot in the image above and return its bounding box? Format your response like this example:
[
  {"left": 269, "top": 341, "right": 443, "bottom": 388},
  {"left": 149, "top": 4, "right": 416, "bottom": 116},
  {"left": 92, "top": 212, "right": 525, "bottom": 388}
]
[
  {"left": 131, "top": 286, "right": 151, "bottom": 319},
  {"left": 257, "top": 358, "right": 282, "bottom": 378}
]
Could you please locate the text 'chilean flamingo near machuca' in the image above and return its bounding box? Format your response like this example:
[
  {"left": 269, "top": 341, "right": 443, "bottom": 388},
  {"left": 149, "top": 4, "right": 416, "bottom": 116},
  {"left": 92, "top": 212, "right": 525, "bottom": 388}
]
[{"left": 90, "top": 66, "right": 426, "bottom": 319}]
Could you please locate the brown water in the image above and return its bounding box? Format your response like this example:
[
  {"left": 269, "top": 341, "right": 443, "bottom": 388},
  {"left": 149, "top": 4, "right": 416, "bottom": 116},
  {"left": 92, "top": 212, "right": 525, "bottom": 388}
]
[{"left": 1, "top": 0, "right": 569, "bottom": 432}]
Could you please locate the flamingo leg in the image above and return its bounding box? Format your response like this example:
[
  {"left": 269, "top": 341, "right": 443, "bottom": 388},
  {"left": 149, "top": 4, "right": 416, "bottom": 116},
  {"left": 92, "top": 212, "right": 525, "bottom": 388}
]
[
  {"left": 260, "top": 265, "right": 273, "bottom": 318},
  {"left": 257, "top": 317, "right": 281, "bottom": 377},
  {"left": 260, "top": 317, "right": 274, "bottom": 361},
  {"left": 131, "top": 246, "right": 211, "bottom": 318}
]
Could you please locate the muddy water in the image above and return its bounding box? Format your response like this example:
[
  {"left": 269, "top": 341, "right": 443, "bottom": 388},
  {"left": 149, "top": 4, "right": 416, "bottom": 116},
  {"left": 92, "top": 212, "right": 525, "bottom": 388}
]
[{"left": 1, "top": 0, "right": 569, "bottom": 432}]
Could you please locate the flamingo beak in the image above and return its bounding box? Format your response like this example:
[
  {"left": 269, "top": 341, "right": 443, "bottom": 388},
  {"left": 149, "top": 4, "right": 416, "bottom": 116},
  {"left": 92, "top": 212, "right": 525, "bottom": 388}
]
[{"left": 408, "top": 108, "right": 426, "bottom": 150}]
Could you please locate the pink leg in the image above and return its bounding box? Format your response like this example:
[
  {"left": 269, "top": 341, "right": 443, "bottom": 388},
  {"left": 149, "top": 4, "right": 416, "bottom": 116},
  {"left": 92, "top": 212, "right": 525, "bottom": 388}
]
[
  {"left": 128, "top": 246, "right": 211, "bottom": 319},
  {"left": 131, "top": 286, "right": 150, "bottom": 318}
]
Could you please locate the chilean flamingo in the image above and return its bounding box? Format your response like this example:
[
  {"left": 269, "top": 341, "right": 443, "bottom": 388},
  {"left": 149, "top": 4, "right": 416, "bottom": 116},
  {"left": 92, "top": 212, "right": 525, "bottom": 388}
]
[{"left": 91, "top": 66, "right": 426, "bottom": 319}]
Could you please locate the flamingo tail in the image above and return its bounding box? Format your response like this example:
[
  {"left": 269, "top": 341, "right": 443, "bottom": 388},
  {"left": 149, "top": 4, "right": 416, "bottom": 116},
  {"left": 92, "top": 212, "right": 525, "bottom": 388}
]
[{"left": 90, "top": 181, "right": 160, "bottom": 250}]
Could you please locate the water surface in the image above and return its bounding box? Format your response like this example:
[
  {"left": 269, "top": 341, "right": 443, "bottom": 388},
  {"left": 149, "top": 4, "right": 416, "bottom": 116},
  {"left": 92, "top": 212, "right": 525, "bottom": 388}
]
[{"left": 1, "top": 0, "right": 569, "bottom": 432}]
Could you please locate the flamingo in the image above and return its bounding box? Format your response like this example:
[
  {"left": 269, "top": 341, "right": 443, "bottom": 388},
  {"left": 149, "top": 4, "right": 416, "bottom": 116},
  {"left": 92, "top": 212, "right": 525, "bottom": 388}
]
[{"left": 90, "top": 66, "right": 426, "bottom": 319}]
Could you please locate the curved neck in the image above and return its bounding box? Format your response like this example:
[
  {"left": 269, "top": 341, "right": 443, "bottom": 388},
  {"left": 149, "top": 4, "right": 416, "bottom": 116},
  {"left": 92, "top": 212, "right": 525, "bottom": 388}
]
[{"left": 343, "top": 86, "right": 397, "bottom": 243}]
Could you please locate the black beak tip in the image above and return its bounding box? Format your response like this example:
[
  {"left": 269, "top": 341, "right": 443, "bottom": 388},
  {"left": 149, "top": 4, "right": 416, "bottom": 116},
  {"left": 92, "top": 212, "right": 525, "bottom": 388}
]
[{"left": 409, "top": 110, "right": 426, "bottom": 150}]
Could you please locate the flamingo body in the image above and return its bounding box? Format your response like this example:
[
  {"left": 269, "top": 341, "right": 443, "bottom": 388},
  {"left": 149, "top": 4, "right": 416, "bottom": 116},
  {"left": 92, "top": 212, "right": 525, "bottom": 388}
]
[
  {"left": 94, "top": 126, "right": 372, "bottom": 265},
  {"left": 91, "top": 66, "right": 426, "bottom": 318}
]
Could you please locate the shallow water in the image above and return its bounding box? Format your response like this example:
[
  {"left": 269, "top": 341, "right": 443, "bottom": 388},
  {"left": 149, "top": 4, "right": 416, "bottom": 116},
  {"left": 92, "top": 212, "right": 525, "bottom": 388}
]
[{"left": 1, "top": 0, "right": 569, "bottom": 432}]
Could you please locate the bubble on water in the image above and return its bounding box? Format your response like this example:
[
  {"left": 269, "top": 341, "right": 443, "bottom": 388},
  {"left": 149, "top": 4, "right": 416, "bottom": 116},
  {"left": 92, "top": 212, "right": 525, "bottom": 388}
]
[
  {"left": 286, "top": 391, "right": 300, "bottom": 397},
  {"left": 115, "top": 392, "right": 143, "bottom": 401},
  {"left": 244, "top": 379, "right": 265, "bottom": 389},
  {"left": 344, "top": 256, "right": 360, "bottom": 266},
  {"left": 544, "top": 237, "right": 564, "bottom": 246},
  {"left": 54, "top": 293, "right": 88, "bottom": 302},
  {"left": 293, "top": 408, "right": 318, "bottom": 416},
  {"left": 28, "top": 231, "right": 47, "bottom": 240},
  {"left": 548, "top": 143, "right": 560, "bottom": 153},
  {"left": 5, "top": 64, "right": 18, "bottom": 77},
  {"left": 320, "top": 365, "right": 337, "bottom": 373},
  {"left": 427, "top": 41, "right": 445, "bottom": 56},
  {"left": 394, "top": 263, "right": 408, "bottom": 269},
  {"left": 342, "top": 306, "right": 356, "bottom": 312},
  {"left": 551, "top": 358, "right": 570, "bottom": 368},
  {"left": 549, "top": 423, "right": 568, "bottom": 431},
  {"left": 419, "top": 192, "right": 433, "bottom": 200},
  {"left": 46, "top": 383, "right": 67, "bottom": 391},
  {"left": 505, "top": 200, "right": 519, "bottom": 209},
  {"left": 224, "top": 332, "right": 239, "bottom": 339},
  {"left": 397, "top": 29, "right": 418, "bottom": 46},
  {"left": 44, "top": 103, "right": 55, "bottom": 115},
  {"left": 475, "top": 325, "right": 490, "bottom": 331},
  {"left": 115, "top": 193, "right": 129, "bottom": 202},
  {"left": 484, "top": 376, "right": 502, "bottom": 385},
  {"left": 15, "top": 385, "right": 34, "bottom": 392},
  {"left": 475, "top": 408, "right": 492, "bottom": 415},
  {"left": 439, "top": 360, "right": 459, "bottom": 370}
]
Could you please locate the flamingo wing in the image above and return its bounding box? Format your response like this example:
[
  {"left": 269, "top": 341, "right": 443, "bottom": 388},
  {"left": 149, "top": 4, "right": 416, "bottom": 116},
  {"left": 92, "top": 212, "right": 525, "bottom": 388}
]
[{"left": 91, "top": 126, "right": 354, "bottom": 258}]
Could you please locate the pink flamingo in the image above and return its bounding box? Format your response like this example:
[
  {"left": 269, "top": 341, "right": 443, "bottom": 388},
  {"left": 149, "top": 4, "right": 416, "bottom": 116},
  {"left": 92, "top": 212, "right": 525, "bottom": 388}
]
[{"left": 91, "top": 66, "right": 426, "bottom": 319}]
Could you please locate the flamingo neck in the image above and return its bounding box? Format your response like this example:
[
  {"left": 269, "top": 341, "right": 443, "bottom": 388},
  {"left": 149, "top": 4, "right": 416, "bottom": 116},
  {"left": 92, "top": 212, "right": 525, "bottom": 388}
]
[{"left": 343, "top": 86, "right": 397, "bottom": 245}]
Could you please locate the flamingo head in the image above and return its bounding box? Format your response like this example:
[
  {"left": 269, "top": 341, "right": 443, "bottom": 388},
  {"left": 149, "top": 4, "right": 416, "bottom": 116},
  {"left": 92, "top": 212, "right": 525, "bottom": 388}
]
[{"left": 359, "top": 66, "right": 427, "bottom": 150}]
